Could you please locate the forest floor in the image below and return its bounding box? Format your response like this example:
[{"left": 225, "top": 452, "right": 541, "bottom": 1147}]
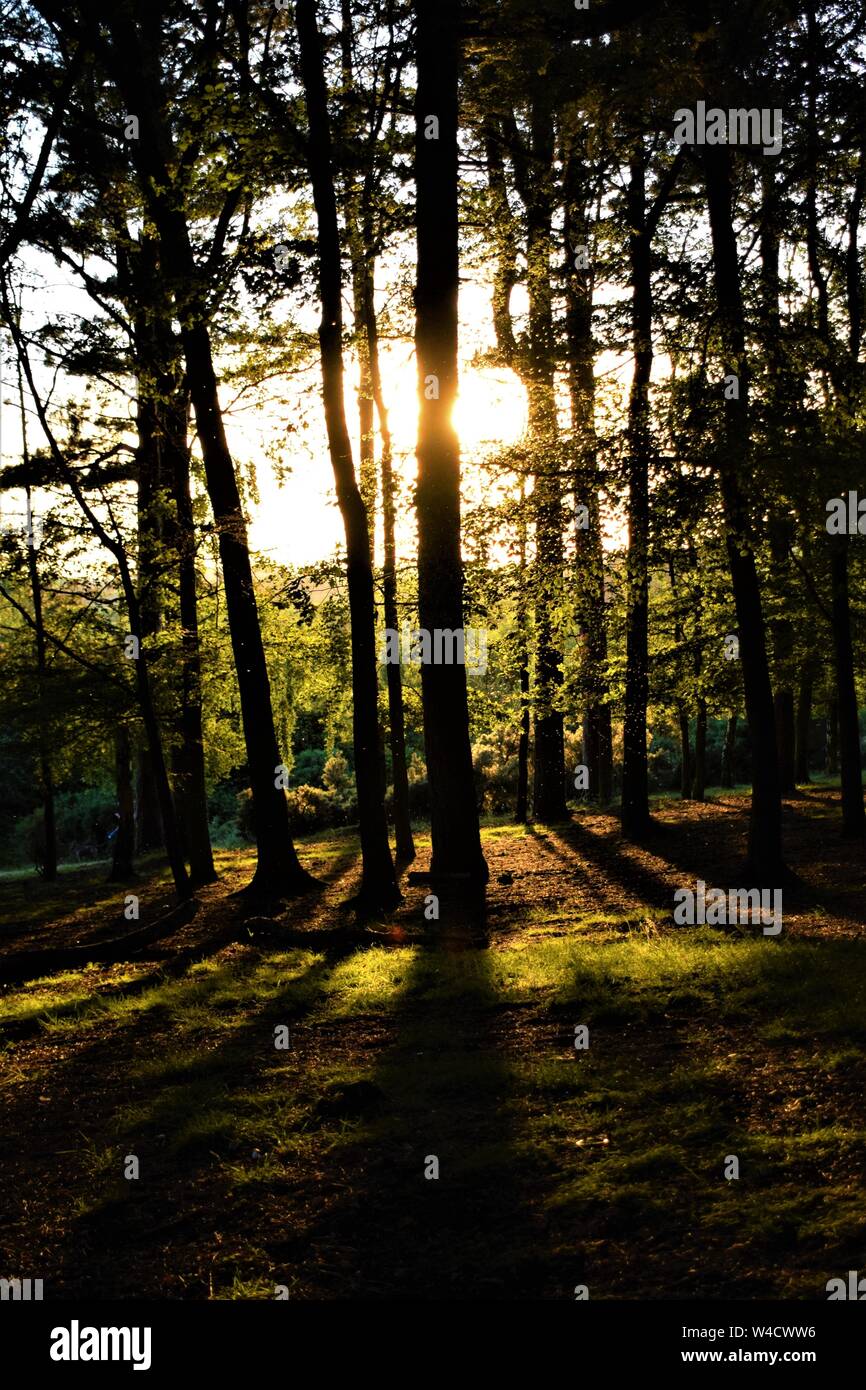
[{"left": 1, "top": 785, "right": 865, "bottom": 1300}]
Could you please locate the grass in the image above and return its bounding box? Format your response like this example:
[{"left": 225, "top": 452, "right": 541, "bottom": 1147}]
[{"left": 1, "top": 799, "right": 864, "bottom": 1298}]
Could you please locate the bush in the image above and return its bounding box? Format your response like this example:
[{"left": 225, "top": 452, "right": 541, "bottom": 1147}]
[
  {"left": 229, "top": 783, "right": 354, "bottom": 840},
  {"left": 285, "top": 784, "right": 348, "bottom": 832},
  {"left": 10, "top": 787, "right": 116, "bottom": 869},
  {"left": 291, "top": 748, "right": 327, "bottom": 788}
]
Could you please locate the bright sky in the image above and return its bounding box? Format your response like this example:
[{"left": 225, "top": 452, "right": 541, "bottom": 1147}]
[{"left": 1, "top": 250, "right": 635, "bottom": 566}]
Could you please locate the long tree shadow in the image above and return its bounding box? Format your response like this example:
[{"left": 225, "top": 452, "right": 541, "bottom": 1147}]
[
  {"left": 543, "top": 797, "right": 865, "bottom": 934},
  {"left": 263, "top": 903, "right": 559, "bottom": 1299},
  {"left": 0, "top": 842, "right": 378, "bottom": 1296}
]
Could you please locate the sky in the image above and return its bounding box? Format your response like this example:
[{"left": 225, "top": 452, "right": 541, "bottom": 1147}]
[{"left": 1, "top": 245, "right": 636, "bottom": 570}]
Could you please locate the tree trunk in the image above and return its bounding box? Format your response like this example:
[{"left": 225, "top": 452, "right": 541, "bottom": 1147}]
[
  {"left": 130, "top": 236, "right": 216, "bottom": 887},
  {"left": 769, "top": 523, "right": 796, "bottom": 795},
  {"left": 297, "top": 0, "right": 399, "bottom": 910},
  {"left": 829, "top": 538, "right": 865, "bottom": 835},
  {"left": 168, "top": 393, "right": 217, "bottom": 884},
  {"left": 515, "top": 483, "right": 530, "bottom": 823},
  {"left": 24, "top": 483, "right": 57, "bottom": 881},
  {"left": 691, "top": 698, "right": 707, "bottom": 802},
  {"left": 679, "top": 707, "right": 692, "bottom": 800},
  {"left": 374, "top": 338, "right": 415, "bottom": 865},
  {"left": 795, "top": 663, "right": 814, "bottom": 783},
  {"left": 126, "top": 587, "right": 191, "bottom": 900},
  {"left": 704, "top": 144, "right": 783, "bottom": 876},
  {"left": 135, "top": 751, "right": 162, "bottom": 854},
  {"left": 526, "top": 94, "right": 567, "bottom": 823},
  {"left": 414, "top": 0, "right": 487, "bottom": 883},
  {"left": 563, "top": 135, "right": 612, "bottom": 806},
  {"left": 104, "top": 10, "right": 312, "bottom": 899},
  {"left": 109, "top": 724, "right": 136, "bottom": 881},
  {"left": 357, "top": 237, "right": 415, "bottom": 864},
  {"left": 721, "top": 714, "right": 738, "bottom": 789},
  {"left": 621, "top": 147, "right": 653, "bottom": 838},
  {"left": 826, "top": 696, "right": 839, "bottom": 774},
  {"left": 133, "top": 306, "right": 165, "bottom": 857}
]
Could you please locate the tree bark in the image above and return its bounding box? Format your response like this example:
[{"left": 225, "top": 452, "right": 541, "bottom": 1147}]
[
  {"left": 516, "top": 480, "right": 530, "bottom": 823},
  {"left": 721, "top": 713, "right": 738, "bottom": 789},
  {"left": 414, "top": 0, "right": 487, "bottom": 882},
  {"left": 704, "top": 144, "right": 783, "bottom": 876},
  {"left": 526, "top": 93, "right": 567, "bottom": 823},
  {"left": 370, "top": 308, "right": 415, "bottom": 864},
  {"left": 621, "top": 147, "right": 653, "bottom": 838},
  {"left": 297, "top": 0, "right": 400, "bottom": 909},
  {"left": 691, "top": 697, "right": 707, "bottom": 802},
  {"left": 128, "top": 235, "right": 216, "bottom": 885},
  {"left": 769, "top": 522, "right": 796, "bottom": 795},
  {"left": 795, "top": 662, "right": 814, "bottom": 783},
  {"left": 679, "top": 707, "right": 692, "bottom": 801},
  {"left": 826, "top": 695, "right": 839, "bottom": 774},
  {"left": 563, "top": 134, "right": 612, "bottom": 806},
  {"left": 168, "top": 393, "right": 217, "bottom": 884},
  {"left": 829, "top": 537, "right": 865, "bottom": 835},
  {"left": 353, "top": 209, "right": 415, "bottom": 862},
  {"left": 103, "top": 8, "right": 312, "bottom": 898},
  {"left": 109, "top": 724, "right": 136, "bottom": 881},
  {"left": 22, "top": 472, "right": 57, "bottom": 880}
]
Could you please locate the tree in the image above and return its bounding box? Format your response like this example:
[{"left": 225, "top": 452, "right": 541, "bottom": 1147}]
[
  {"left": 296, "top": 0, "right": 400, "bottom": 911},
  {"left": 414, "top": 0, "right": 487, "bottom": 884}
]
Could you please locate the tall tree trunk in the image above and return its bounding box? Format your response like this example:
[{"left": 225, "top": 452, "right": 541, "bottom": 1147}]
[
  {"left": 805, "top": 1, "right": 863, "bottom": 835},
  {"left": 130, "top": 236, "right": 216, "bottom": 886},
  {"left": 6, "top": 262, "right": 190, "bottom": 901},
  {"left": 621, "top": 146, "right": 653, "bottom": 838},
  {"left": 526, "top": 94, "right": 567, "bottom": 823},
  {"left": 769, "top": 523, "right": 796, "bottom": 795},
  {"left": 795, "top": 662, "right": 814, "bottom": 783},
  {"left": 829, "top": 538, "right": 865, "bottom": 835},
  {"left": 22, "top": 470, "right": 56, "bottom": 880},
  {"left": 563, "top": 135, "right": 612, "bottom": 806},
  {"left": 104, "top": 11, "right": 312, "bottom": 899},
  {"left": 297, "top": 0, "right": 399, "bottom": 910},
  {"left": 132, "top": 255, "right": 166, "bottom": 856},
  {"left": 691, "top": 697, "right": 707, "bottom": 802},
  {"left": 515, "top": 481, "right": 530, "bottom": 823},
  {"left": 704, "top": 144, "right": 782, "bottom": 876},
  {"left": 353, "top": 218, "right": 415, "bottom": 862},
  {"left": 340, "top": 1, "right": 377, "bottom": 538},
  {"left": 721, "top": 714, "right": 738, "bottom": 789},
  {"left": 370, "top": 304, "right": 415, "bottom": 864},
  {"left": 414, "top": 0, "right": 487, "bottom": 883},
  {"left": 109, "top": 724, "right": 136, "bottom": 881},
  {"left": 135, "top": 751, "right": 162, "bottom": 854},
  {"left": 679, "top": 707, "right": 693, "bottom": 800},
  {"left": 759, "top": 168, "right": 797, "bottom": 798},
  {"left": 826, "top": 696, "right": 839, "bottom": 774},
  {"left": 127, "top": 587, "right": 191, "bottom": 899},
  {"left": 168, "top": 393, "right": 217, "bottom": 884}
]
